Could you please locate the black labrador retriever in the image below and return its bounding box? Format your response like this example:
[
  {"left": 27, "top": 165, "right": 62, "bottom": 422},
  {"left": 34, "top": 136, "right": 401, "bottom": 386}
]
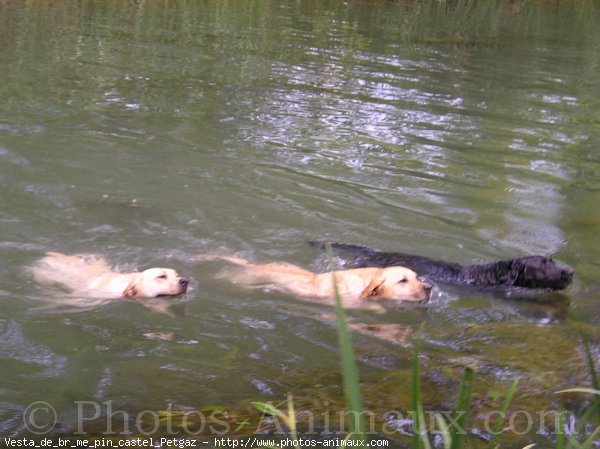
[{"left": 311, "top": 243, "right": 573, "bottom": 291}]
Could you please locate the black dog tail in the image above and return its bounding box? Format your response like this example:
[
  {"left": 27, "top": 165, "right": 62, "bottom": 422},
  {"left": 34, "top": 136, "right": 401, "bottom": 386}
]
[
  {"left": 307, "top": 241, "right": 378, "bottom": 255},
  {"left": 307, "top": 240, "right": 326, "bottom": 250}
]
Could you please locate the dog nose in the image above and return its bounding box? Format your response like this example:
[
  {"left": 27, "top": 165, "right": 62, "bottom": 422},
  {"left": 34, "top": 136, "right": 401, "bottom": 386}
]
[
  {"left": 561, "top": 270, "right": 573, "bottom": 287},
  {"left": 180, "top": 278, "right": 189, "bottom": 287}
]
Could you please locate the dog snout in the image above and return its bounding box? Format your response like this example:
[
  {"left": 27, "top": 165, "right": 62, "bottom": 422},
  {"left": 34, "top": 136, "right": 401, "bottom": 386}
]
[
  {"left": 179, "top": 278, "right": 189, "bottom": 290},
  {"left": 559, "top": 269, "right": 573, "bottom": 289}
]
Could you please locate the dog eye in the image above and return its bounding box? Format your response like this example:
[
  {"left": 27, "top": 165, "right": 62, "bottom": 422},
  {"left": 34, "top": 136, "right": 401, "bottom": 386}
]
[
  {"left": 397, "top": 279, "right": 407, "bottom": 283},
  {"left": 157, "top": 274, "right": 168, "bottom": 280}
]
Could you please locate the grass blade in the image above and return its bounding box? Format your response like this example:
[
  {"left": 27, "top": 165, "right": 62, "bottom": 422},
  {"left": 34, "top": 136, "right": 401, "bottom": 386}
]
[
  {"left": 556, "top": 408, "right": 565, "bottom": 449},
  {"left": 412, "top": 330, "right": 424, "bottom": 449},
  {"left": 579, "top": 425, "right": 600, "bottom": 449},
  {"left": 417, "top": 402, "right": 432, "bottom": 449},
  {"left": 325, "top": 243, "right": 367, "bottom": 443},
  {"left": 434, "top": 413, "right": 452, "bottom": 449},
  {"left": 252, "top": 401, "right": 284, "bottom": 418},
  {"left": 287, "top": 393, "right": 298, "bottom": 448},
  {"left": 491, "top": 379, "right": 519, "bottom": 444},
  {"left": 579, "top": 325, "right": 600, "bottom": 417},
  {"left": 449, "top": 366, "right": 475, "bottom": 449},
  {"left": 556, "top": 388, "right": 599, "bottom": 444},
  {"left": 556, "top": 388, "right": 600, "bottom": 396}
]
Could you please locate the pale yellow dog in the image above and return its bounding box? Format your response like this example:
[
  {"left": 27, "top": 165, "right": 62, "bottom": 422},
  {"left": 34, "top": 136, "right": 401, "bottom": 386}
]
[
  {"left": 196, "top": 255, "right": 431, "bottom": 307},
  {"left": 31, "top": 252, "right": 188, "bottom": 299}
]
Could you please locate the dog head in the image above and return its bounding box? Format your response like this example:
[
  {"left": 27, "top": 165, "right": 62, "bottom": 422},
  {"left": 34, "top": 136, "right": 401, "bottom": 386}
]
[
  {"left": 359, "top": 266, "right": 432, "bottom": 302},
  {"left": 510, "top": 256, "right": 573, "bottom": 290},
  {"left": 123, "top": 268, "right": 189, "bottom": 298}
]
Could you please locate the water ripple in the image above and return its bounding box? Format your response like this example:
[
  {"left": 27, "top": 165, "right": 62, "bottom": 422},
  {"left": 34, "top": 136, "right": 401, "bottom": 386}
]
[{"left": 0, "top": 320, "right": 68, "bottom": 379}]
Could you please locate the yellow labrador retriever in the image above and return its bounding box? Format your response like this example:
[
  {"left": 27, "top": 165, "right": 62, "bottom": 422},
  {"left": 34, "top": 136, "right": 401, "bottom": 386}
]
[
  {"left": 196, "top": 255, "right": 431, "bottom": 307},
  {"left": 31, "top": 252, "right": 189, "bottom": 299}
]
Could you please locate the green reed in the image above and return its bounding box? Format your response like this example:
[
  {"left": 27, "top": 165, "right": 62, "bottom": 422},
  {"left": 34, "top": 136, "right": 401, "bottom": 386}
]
[{"left": 325, "top": 243, "right": 368, "bottom": 444}]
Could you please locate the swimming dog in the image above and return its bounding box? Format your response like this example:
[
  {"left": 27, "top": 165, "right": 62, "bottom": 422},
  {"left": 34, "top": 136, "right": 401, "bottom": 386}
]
[
  {"left": 31, "top": 252, "right": 189, "bottom": 299},
  {"left": 195, "top": 255, "right": 431, "bottom": 307},
  {"left": 311, "top": 243, "right": 573, "bottom": 290}
]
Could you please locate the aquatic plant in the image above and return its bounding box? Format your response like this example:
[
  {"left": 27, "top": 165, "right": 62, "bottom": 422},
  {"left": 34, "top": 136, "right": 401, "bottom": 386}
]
[
  {"left": 552, "top": 323, "right": 600, "bottom": 449},
  {"left": 411, "top": 326, "right": 476, "bottom": 449},
  {"left": 326, "top": 243, "right": 368, "bottom": 444},
  {"left": 252, "top": 394, "right": 299, "bottom": 449}
]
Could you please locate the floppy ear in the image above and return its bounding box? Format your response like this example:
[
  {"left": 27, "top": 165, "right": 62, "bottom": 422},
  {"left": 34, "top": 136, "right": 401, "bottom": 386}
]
[
  {"left": 359, "top": 274, "right": 385, "bottom": 300},
  {"left": 123, "top": 280, "right": 139, "bottom": 298},
  {"left": 506, "top": 260, "right": 525, "bottom": 285},
  {"left": 483, "top": 260, "right": 521, "bottom": 286}
]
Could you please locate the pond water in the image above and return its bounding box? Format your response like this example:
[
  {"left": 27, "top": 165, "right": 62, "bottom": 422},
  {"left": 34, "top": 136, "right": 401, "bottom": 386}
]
[{"left": 1, "top": 1, "right": 599, "bottom": 447}]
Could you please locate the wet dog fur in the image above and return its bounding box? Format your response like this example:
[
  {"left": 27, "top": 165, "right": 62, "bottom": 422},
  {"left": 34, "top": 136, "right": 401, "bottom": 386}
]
[
  {"left": 31, "top": 252, "right": 189, "bottom": 299},
  {"left": 195, "top": 255, "right": 432, "bottom": 307},
  {"left": 312, "top": 243, "right": 573, "bottom": 291}
]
